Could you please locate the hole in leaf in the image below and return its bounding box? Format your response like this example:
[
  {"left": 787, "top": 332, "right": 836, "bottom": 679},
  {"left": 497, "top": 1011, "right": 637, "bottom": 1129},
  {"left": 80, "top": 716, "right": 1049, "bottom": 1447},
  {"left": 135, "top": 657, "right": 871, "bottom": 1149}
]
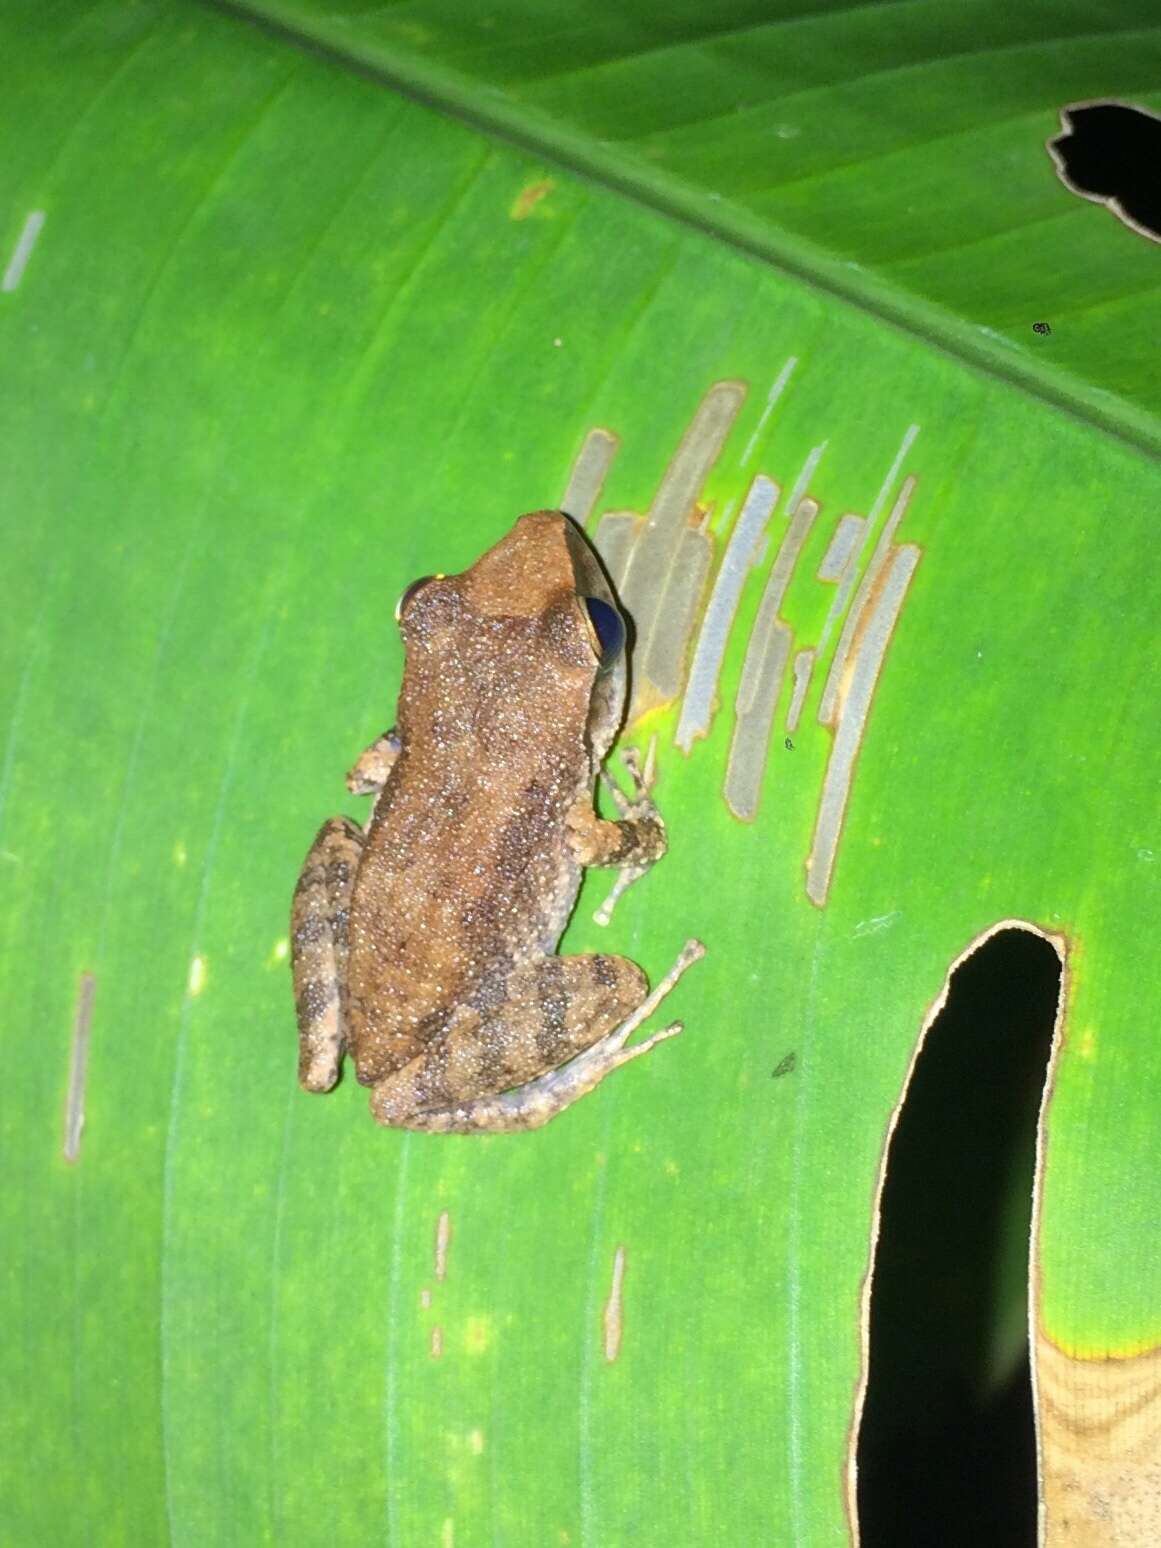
[
  {"left": 1048, "top": 100, "right": 1161, "bottom": 243},
  {"left": 857, "top": 927, "right": 1062, "bottom": 1547}
]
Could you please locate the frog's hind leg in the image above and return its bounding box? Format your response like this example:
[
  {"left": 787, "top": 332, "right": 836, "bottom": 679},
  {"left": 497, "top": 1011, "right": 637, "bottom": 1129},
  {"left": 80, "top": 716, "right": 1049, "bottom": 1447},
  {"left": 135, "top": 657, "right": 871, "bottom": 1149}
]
[
  {"left": 291, "top": 816, "right": 364, "bottom": 1092},
  {"left": 370, "top": 939, "right": 705, "bottom": 1134}
]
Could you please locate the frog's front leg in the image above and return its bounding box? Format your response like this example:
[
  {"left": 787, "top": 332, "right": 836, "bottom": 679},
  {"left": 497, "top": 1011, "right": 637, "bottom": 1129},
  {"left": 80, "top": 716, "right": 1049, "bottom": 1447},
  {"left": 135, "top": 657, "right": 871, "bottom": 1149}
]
[
  {"left": 570, "top": 743, "right": 667, "bottom": 926},
  {"left": 291, "top": 816, "right": 364, "bottom": 1092},
  {"left": 370, "top": 940, "right": 704, "bottom": 1134},
  {"left": 568, "top": 744, "right": 666, "bottom": 871}
]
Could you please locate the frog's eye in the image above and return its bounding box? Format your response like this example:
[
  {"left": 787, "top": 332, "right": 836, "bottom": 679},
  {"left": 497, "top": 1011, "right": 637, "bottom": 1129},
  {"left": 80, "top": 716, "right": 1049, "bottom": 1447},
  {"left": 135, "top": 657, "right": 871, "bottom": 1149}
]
[
  {"left": 583, "top": 596, "right": 626, "bottom": 674},
  {"left": 395, "top": 574, "right": 443, "bottom": 623}
]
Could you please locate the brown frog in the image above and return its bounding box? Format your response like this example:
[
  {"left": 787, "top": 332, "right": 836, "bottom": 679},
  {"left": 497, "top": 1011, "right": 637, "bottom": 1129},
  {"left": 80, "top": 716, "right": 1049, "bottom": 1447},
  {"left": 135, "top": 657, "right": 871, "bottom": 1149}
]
[{"left": 290, "top": 510, "right": 703, "bottom": 1133}]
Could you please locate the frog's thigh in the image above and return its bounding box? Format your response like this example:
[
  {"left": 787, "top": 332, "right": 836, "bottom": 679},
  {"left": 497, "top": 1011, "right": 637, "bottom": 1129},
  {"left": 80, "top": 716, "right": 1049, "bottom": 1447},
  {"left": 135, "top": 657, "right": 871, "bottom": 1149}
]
[
  {"left": 291, "top": 816, "right": 363, "bottom": 1093},
  {"left": 370, "top": 954, "right": 647, "bottom": 1126}
]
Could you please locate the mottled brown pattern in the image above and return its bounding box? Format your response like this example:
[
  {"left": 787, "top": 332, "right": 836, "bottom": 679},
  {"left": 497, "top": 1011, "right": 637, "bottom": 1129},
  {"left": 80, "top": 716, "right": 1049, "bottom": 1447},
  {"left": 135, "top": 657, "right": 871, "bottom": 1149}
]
[
  {"left": 393, "top": 941, "right": 705, "bottom": 1133},
  {"left": 290, "top": 816, "right": 364, "bottom": 1091},
  {"left": 290, "top": 512, "right": 703, "bottom": 1132},
  {"left": 292, "top": 911, "right": 328, "bottom": 947},
  {"left": 535, "top": 953, "right": 568, "bottom": 1058},
  {"left": 592, "top": 954, "right": 617, "bottom": 990},
  {"left": 295, "top": 976, "right": 336, "bottom": 1025},
  {"left": 371, "top": 954, "right": 648, "bottom": 1124},
  {"left": 568, "top": 804, "right": 666, "bottom": 868}
]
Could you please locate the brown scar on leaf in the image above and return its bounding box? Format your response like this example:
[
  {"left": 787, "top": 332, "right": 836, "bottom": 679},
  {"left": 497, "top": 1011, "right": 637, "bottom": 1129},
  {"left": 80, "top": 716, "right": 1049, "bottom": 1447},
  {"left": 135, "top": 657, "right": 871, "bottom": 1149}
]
[
  {"left": 843, "top": 919, "right": 1068, "bottom": 1541},
  {"left": 64, "top": 971, "right": 97, "bottom": 1163},
  {"left": 510, "top": 179, "right": 555, "bottom": 220},
  {"left": 1027, "top": 923, "right": 1161, "bottom": 1544},
  {"left": 602, "top": 1245, "right": 626, "bottom": 1363},
  {"left": 1035, "top": 1332, "right": 1161, "bottom": 1541}
]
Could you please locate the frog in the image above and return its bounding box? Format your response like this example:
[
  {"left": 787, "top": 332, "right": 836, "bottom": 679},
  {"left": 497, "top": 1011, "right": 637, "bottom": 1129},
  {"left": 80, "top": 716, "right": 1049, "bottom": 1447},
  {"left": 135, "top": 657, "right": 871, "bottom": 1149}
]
[{"left": 290, "top": 509, "right": 703, "bottom": 1134}]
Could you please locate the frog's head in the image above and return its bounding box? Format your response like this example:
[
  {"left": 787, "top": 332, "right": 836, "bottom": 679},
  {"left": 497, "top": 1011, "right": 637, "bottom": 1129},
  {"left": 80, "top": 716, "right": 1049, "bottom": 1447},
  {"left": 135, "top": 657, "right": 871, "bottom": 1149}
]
[
  {"left": 398, "top": 512, "right": 626, "bottom": 669},
  {"left": 464, "top": 510, "right": 626, "bottom": 669},
  {"left": 395, "top": 511, "right": 630, "bottom": 756}
]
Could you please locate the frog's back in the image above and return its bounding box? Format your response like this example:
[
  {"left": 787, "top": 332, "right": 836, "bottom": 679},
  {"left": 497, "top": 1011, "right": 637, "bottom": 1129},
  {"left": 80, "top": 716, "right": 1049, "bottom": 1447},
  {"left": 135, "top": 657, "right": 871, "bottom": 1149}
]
[
  {"left": 345, "top": 721, "right": 588, "bottom": 1083},
  {"left": 344, "top": 513, "right": 607, "bottom": 1084}
]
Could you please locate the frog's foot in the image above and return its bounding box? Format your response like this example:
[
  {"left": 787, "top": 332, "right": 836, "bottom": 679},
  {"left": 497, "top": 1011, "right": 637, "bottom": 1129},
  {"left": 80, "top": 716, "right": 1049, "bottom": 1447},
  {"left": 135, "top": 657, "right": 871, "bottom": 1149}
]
[
  {"left": 600, "top": 736, "right": 658, "bottom": 818},
  {"left": 593, "top": 738, "right": 663, "bottom": 928},
  {"left": 346, "top": 729, "right": 401, "bottom": 799},
  {"left": 290, "top": 816, "right": 363, "bottom": 1092},
  {"left": 592, "top": 862, "right": 646, "bottom": 928},
  {"left": 386, "top": 938, "right": 705, "bottom": 1134}
]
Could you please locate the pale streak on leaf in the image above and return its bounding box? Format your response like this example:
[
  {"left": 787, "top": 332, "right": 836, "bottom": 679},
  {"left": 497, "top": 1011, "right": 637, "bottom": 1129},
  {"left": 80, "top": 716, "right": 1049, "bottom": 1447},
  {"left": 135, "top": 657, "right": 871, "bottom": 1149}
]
[
  {"left": 738, "top": 497, "right": 818, "bottom": 716},
  {"left": 817, "top": 514, "right": 864, "bottom": 582},
  {"left": 616, "top": 381, "right": 747, "bottom": 716},
  {"left": 783, "top": 439, "right": 828, "bottom": 529},
  {"left": 786, "top": 648, "right": 815, "bottom": 734},
  {"left": 593, "top": 511, "right": 640, "bottom": 591},
  {"left": 739, "top": 355, "right": 797, "bottom": 467},
  {"left": 435, "top": 1209, "right": 451, "bottom": 1281},
  {"left": 675, "top": 475, "right": 778, "bottom": 752},
  {"left": 807, "top": 545, "right": 921, "bottom": 906},
  {"left": 628, "top": 383, "right": 744, "bottom": 602},
  {"left": 1, "top": 210, "right": 45, "bottom": 292},
  {"left": 852, "top": 910, "right": 902, "bottom": 939},
  {"left": 816, "top": 426, "right": 919, "bottom": 675},
  {"left": 724, "top": 498, "right": 819, "bottom": 821},
  {"left": 562, "top": 428, "right": 618, "bottom": 525},
  {"left": 187, "top": 955, "right": 207, "bottom": 996},
  {"left": 602, "top": 1245, "right": 626, "bottom": 1363},
  {"left": 820, "top": 469, "right": 919, "bottom": 728},
  {"left": 640, "top": 526, "right": 714, "bottom": 703},
  {"left": 726, "top": 622, "right": 791, "bottom": 823},
  {"left": 63, "top": 972, "right": 96, "bottom": 1164}
]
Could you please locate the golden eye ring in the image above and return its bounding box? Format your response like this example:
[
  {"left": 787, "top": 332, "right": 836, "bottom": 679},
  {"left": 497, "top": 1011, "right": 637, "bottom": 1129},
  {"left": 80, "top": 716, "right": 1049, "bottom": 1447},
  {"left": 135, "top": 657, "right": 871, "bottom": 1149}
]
[{"left": 394, "top": 573, "right": 445, "bottom": 623}]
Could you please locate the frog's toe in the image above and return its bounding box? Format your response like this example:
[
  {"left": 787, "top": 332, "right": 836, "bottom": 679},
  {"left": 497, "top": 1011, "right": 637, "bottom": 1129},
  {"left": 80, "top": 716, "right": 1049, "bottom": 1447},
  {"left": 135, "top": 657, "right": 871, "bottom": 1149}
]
[
  {"left": 299, "top": 1033, "right": 343, "bottom": 1092},
  {"left": 604, "top": 1018, "right": 683, "bottom": 1063},
  {"left": 619, "top": 735, "right": 658, "bottom": 797}
]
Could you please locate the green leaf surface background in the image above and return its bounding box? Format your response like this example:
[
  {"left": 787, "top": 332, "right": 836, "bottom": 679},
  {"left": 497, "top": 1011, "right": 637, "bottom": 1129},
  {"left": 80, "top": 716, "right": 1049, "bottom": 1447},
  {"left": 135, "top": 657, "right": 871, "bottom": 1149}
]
[{"left": 3, "top": 2, "right": 1158, "bottom": 1543}]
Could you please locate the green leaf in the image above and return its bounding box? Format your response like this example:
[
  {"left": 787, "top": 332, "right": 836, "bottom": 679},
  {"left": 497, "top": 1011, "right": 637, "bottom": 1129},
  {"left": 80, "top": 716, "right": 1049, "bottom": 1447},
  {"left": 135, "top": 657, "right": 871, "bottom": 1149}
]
[
  {"left": 3, "top": 1, "right": 1158, "bottom": 1543},
  {"left": 229, "top": 0, "right": 1161, "bottom": 445}
]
